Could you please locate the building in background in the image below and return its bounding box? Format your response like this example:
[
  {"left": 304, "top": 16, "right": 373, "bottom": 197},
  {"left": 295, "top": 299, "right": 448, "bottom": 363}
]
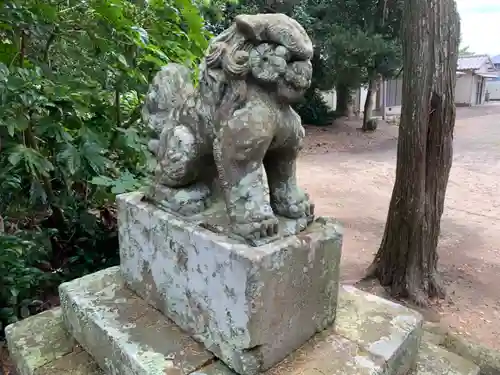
[
  {"left": 455, "top": 55, "right": 497, "bottom": 106},
  {"left": 485, "top": 55, "right": 500, "bottom": 101},
  {"left": 491, "top": 55, "right": 500, "bottom": 70},
  {"left": 321, "top": 54, "right": 499, "bottom": 119}
]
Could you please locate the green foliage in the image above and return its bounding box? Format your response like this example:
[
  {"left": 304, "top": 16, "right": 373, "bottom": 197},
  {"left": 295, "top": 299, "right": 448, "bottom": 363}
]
[
  {"left": 0, "top": 0, "right": 209, "bottom": 333},
  {"left": 0, "top": 232, "right": 54, "bottom": 332},
  {"left": 310, "top": 0, "right": 403, "bottom": 86},
  {"left": 206, "top": 0, "right": 403, "bottom": 122},
  {"left": 459, "top": 45, "right": 474, "bottom": 56},
  {"left": 294, "top": 89, "right": 337, "bottom": 126}
]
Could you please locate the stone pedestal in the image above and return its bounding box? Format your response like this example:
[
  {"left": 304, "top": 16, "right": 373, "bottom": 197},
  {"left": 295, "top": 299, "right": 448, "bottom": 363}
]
[
  {"left": 5, "top": 197, "right": 479, "bottom": 375},
  {"left": 117, "top": 192, "right": 343, "bottom": 375}
]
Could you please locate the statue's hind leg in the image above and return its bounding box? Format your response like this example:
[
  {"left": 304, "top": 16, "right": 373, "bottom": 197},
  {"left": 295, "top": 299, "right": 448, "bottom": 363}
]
[
  {"left": 148, "top": 125, "right": 212, "bottom": 215},
  {"left": 156, "top": 125, "right": 199, "bottom": 186}
]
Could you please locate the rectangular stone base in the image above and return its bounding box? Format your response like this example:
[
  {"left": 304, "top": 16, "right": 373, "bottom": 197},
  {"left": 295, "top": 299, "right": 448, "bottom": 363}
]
[{"left": 117, "top": 192, "right": 343, "bottom": 375}]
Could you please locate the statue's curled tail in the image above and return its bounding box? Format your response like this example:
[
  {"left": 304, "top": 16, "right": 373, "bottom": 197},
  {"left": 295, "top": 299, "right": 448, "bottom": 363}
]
[{"left": 142, "top": 65, "right": 195, "bottom": 154}]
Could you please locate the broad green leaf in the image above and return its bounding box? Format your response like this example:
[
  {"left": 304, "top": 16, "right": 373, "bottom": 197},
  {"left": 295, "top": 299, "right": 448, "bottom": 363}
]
[
  {"left": 8, "top": 147, "right": 24, "bottom": 167},
  {"left": 58, "top": 144, "right": 81, "bottom": 175},
  {"left": 90, "top": 175, "right": 115, "bottom": 187},
  {"left": 117, "top": 54, "right": 129, "bottom": 68}
]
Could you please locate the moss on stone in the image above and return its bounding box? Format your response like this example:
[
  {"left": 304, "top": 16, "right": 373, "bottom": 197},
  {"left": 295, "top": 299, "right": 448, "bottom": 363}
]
[
  {"left": 5, "top": 308, "right": 77, "bottom": 375},
  {"left": 422, "top": 320, "right": 500, "bottom": 375},
  {"left": 335, "top": 285, "right": 423, "bottom": 375},
  {"left": 415, "top": 340, "right": 479, "bottom": 375},
  {"left": 5, "top": 308, "right": 102, "bottom": 375},
  {"left": 442, "top": 334, "right": 500, "bottom": 375}
]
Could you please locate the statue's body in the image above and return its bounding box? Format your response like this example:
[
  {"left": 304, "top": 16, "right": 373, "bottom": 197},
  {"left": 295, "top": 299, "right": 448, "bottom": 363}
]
[{"left": 143, "top": 13, "right": 315, "bottom": 241}]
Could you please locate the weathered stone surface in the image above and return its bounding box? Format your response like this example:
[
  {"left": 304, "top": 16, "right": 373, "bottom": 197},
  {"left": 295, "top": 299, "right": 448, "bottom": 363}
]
[
  {"left": 413, "top": 341, "right": 480, "bottom": 375},
  {"left": 422, "top": 321, "right": 447, "bottom": 346},
  {"left": 423, "top": 320, "right": 500, "bottom": 375},
  {"left": 143, "top": 13, "right": 316, "bottom": 241},
  {"left": 5, "top": 308, "right": 102, "bottom": 375},
  {"left": 36, "top": 351, "right": 103, "bottom": 375},
  {"left": 442, "top": 333, "right": 500, "bottom": 375},
  {"left": 265, "top": 330, "right": 385, "bottom": 375},
  {"left": 6, "top": 308, "right": 75, "bottom": 375},
  {"left": 198, "top": 333, "right": 385, "bottom": 375},
  {"left": 59, "top": 266, "right": 215, "bottom": 375},
  {"left": 335, "top": 285, "right": 424, "bottom": 375},
  {"left": 118, "top": 192, "right": 343, "bottom": 375}
]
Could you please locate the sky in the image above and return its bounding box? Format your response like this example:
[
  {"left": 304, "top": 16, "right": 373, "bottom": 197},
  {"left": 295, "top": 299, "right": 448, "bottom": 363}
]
[{"left": 457, "top": 0, "right": 500, "bottom": 56}]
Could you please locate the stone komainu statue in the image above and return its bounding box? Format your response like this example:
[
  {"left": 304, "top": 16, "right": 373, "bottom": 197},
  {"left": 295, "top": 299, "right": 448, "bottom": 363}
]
[{"left": 143, "top": 13, "right": 315, "bottom": 241}]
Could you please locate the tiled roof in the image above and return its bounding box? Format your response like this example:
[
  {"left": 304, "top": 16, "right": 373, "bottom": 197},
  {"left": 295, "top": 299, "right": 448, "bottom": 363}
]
[{"left": 457, "top": 54, "right": 491, "bottom": 70}]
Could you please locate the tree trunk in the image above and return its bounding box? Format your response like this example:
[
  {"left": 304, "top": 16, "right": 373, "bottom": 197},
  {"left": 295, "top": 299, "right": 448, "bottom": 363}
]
[
  {"left": 362, "top": 77, "right": 378, "bottom": 130},
  {"left": 336, "top": 83, "right": 351, "bottom": 117},
  {"left": 367, "top": 0, "right": 460, "bottom": 306}
]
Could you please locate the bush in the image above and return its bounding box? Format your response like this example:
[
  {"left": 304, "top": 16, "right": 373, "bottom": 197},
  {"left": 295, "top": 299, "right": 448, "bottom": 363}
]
[
  {"left": 0, "top": 0, "right": 209, "bottom": 336},
  {"left": 0, "top": 232, "right": 53, "bottom": 335},
  {"left": 294, "top": 89, "right": 337, "bottom": 126}
]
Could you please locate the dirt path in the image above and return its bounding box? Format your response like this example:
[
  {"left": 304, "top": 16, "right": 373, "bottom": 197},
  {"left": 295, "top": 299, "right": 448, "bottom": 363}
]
[{"left": 299, "top": 103, "right": 500, "bottom": 349}]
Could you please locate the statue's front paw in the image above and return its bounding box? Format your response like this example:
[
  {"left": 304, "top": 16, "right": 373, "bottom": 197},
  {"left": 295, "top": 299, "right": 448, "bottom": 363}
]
[
  {"left": 232, "top": 216, "right": 280, "bottom": 242},
  {"left": 271, "top": 188, "right": 315, "bottom": 222}
]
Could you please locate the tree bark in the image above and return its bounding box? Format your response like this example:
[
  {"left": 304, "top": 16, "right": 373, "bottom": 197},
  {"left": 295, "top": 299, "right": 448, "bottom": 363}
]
[
  {"left": 362, "top": 77, "right": 378, "bottom": 130},
  {"left": 336, "top": 83, "right": 351, "bottom": 117},
  {"left": 367, "top": 0, "right": 460, "bottom": 306}
]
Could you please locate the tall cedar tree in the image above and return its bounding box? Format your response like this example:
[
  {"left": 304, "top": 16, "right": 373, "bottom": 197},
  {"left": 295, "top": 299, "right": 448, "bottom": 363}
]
[{"left": 367, "top": 0, "right": 460, "bottom": 306}]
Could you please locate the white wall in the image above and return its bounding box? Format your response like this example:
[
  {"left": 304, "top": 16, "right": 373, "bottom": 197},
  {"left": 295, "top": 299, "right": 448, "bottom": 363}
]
[
  {"left": 320, "top": 87, "right": 377, "bottom": 113},
  {"left": 471, "top": 75, "right": 478, "bottom": 105},
  {"left": 486, "top": 80, "right": 500, "bottom": 100},
  {"left": 322, "top": 81, "right": 398, "bottom": 117},
  {"left": 359, "top": 86, "right": 378, "bottom": 113},
  {"left": 321, "top": 90, "right": 336, "bottom": 110},
  {"left": 455, "top": 73, "right": 474, "bottom": 105},
  {"left": 385, "top": 106, "right": 402, "bottom": 116},
  {"left": 468, "top": 59, "right": 494, "bottom": 105}
]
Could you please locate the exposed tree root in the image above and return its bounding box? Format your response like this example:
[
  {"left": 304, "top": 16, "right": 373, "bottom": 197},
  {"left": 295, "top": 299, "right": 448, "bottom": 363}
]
[
  {"left": 428, "top": 272, "right": 446, "bottom": 299},
  {"left": 361, "top": 260, "right": 379, "bottom": 281},
  {"left": 364, "top": 258, "right": 445, "bottom": 308},
  {"left": 406, "top": 285, "right": 431, "bottom": 308}
]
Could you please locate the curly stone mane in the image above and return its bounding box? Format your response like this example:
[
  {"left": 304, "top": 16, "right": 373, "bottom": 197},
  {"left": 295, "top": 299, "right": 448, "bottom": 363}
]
[
  {"left": 205, "top": 25, "right": 254, "bottom": 79},
  {"left": 200, "top": 25, "right": 254, "bottom": 134}
]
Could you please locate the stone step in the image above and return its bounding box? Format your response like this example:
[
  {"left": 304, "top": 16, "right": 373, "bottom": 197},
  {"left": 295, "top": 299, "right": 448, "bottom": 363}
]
[
  {"left": 335, "top": 285, "right": 423, "bottom": 375},
  {"left": 58, "top": 266, "right": 216, "bottom": 375},
  {"left": 6, "top": 305, "right": 480, "bottom": 375},
  {"left": 413, "top": 341, "right": 480, "bottom": 375},
  {"left": 195, "top": 285, "right": 425, "bottom": 375},
  {"left": 3, "top": 304, "right": 392, "bottom": 375},
  {"left": 199, "top": 340, "right": 481, "bottom": 375},
  {"left": 56, "top": 267, "right": 422, "bottom": 375},
  {"left": 6, "top": 271, "right": 477, "bottom": 375},
  {"left": 5, "top": 308, "right": 103, "bottom": 375},
  {"left": 58, "top": 265, "right": 423, "bottom": 375}
]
